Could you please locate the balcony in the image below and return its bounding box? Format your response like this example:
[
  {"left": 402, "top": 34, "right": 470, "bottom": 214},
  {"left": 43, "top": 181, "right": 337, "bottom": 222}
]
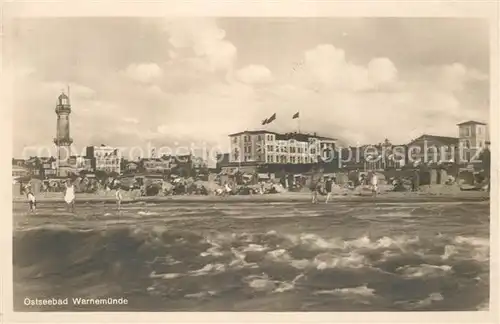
[
  {"left": 53, "top": 137, "right": 73, "bottom": 146},
  {"left": 55, "top": 106, "right": 71, "bottom": 114}
]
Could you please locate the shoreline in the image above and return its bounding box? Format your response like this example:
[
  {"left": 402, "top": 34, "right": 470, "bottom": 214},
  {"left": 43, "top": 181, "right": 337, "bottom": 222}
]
[{"left": 12, "top": 191, "right": 489, "bottom": 204}]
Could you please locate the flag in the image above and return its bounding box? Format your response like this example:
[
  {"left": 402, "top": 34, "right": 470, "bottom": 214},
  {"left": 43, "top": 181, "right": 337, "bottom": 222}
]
[
  {"left": 292, "top": 112, "right": 299, "bottom": 119},
  {"left": 261, "top": 118, "right": 268, "bottom": 125},
  {"left": 267, "top": 113, "right": 276, "bottom": 124}
]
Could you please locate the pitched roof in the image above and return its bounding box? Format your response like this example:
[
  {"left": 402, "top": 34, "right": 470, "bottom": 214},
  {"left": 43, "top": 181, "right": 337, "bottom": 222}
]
[
  {"left": 228, "top": 130, "right": 278, "bottom": 136},
  {"left": 228, "top": 130, "right": 336, "bottom": 141},
  {"left": 457, "top": 120, "right": 487, "bottom": 126},
  {"left": 315, "top": 135, "right": 337, "bottom": 141},
  {"left": 409, "top": 134, "right": 459, "bottom": 146},
  {"left": 58, "top": 92, "right": 69, "bottom": 100}
]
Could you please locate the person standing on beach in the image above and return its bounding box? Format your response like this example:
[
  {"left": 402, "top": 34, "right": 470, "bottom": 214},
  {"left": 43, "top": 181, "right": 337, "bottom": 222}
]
[
  {"left": 412, "top": 169, "right": 420, "bottom": 192},
  {"left": 325, "top": 176, "right": 334, "bottom": 204},
  {"left": 481, "top": 142, "right": 491, "bottom": 193},
  {"left": 115, "top": 187, "right": 123, "bottom": 210},
  {"left": 311, "top": 176, "right": 324, "bottom": 204},
  {"left": 64, "top": 179, "right": 76, "bottom": 213},
  {"left": 371, "top": 172, "right": 379, "bottom": 197},
  {"left": 26, "top": 187, "right": 36, "bottom": 213},
  {"left": 224, "top": 181, "right": 232, "bottom": 196},
  {"left": 310, "top": 175, "right": 318, "bottom": 204}
]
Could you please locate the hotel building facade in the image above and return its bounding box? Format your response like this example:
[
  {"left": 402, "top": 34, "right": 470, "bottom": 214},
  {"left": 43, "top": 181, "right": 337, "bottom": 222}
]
[
  {"left": 86, "top": 145, "right": 122, "bottom": 174},
  {"left": 228, "top": 130, "right": 336, "bottom": 165}
]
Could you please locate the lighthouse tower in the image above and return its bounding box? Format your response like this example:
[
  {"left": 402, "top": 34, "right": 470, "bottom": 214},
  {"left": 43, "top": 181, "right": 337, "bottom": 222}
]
[{"left": 54, "top": 91, "right": 73, "bottom": 177}]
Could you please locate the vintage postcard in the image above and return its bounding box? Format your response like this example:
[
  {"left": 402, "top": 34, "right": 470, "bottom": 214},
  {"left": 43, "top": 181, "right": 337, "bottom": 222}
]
[{"left": 1, "top": 1, "right": 498, "bottom": 323}]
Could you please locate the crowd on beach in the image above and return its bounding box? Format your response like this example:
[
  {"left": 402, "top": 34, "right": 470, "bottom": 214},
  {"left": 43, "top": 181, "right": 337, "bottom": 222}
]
[
  {"left": 19, "top": 169, "right": 375, "bottom": 213},
  {"left": 19, "top": 162, "right": 490, "bottom": 214}
]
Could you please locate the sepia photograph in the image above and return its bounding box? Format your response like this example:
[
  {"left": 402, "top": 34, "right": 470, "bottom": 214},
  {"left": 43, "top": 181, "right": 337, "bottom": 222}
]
[{"left": 3, "top": 2, "right": 497, "bottom": 318}]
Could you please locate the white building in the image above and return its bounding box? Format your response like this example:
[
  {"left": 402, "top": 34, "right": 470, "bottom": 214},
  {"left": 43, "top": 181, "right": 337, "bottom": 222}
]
[
  {"left": 228, "top": 130, "right": 336, "bottom": 164},
  {"left": 86, "top": 145, "right": 121, "bottom": 174},
  {"left": 457, "top": 120, "right": 489, "bottom": 162}
]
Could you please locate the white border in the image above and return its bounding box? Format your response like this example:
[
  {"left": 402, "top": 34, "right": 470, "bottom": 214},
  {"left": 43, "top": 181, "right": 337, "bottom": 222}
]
[{"left": 1, "top": 1, "right": 498, "bottom": 323}]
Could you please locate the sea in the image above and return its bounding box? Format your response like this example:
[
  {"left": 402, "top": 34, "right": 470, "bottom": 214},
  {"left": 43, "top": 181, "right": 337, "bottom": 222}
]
[{"left": 13, "top": 199, "right": 490, "bottom": 311}]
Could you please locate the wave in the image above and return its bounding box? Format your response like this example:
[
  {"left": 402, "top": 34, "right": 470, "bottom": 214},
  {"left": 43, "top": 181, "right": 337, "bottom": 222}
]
[
  {"left": 314, "top": 285, "right": 375, "bottom": 297},
  {"left": 396, "top": 264, "right": 452, "bottom": 278},
  {"left": 13, "top": 224, "right": 489, "bottom": 311}
]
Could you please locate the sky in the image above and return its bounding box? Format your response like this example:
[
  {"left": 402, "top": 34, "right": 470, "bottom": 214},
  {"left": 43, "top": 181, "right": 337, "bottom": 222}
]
[{"left": 6, "top": 17, "right": 490, "bottom": 158}]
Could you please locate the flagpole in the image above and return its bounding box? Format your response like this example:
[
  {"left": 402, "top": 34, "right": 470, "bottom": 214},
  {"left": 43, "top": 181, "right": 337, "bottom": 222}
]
[{"left": 297, "top": 110, "right": 301, "bottom": 133}]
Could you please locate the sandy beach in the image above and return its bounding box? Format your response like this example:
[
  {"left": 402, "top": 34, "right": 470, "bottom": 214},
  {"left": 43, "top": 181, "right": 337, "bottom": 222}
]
[{"left": 13, "top": 189, "right": 489, "bottom": 204}]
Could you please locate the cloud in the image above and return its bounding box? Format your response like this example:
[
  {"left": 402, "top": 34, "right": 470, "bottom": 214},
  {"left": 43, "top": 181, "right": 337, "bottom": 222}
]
[
  {"left": 123, "top": 63, "right": 163, "bottom": 83},
  {"left": 235, "top": 65, "right": 273, "bottom": 84},
  {"left": 10, "top": 18, "right": 489, "bottom": 158},
  {"left": 165, "top": 19, "right": 237, "bottom": 73},
  {"left": 368, "top": 58, "right": 398, "bottom": 85},
  {"left": 123, "top": 117, "right": 140, "bottom": 124},
  {"left": 297, "top": 44, "right": 399, "bottom": 92},
  {"left": 434, "top": 63, "right": 488, "bottom": 92}
]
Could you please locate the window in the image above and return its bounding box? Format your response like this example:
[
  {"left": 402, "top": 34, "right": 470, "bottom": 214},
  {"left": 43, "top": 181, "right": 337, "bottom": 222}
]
[
  {"left": 257, "top": 135, "right": 262, "bottom": 141},
  {"left": 461, "top": 127, "right": 471, "bottom": 137},
  {"left": 478, "top": 127, "right": 482, "bottom": 135}
]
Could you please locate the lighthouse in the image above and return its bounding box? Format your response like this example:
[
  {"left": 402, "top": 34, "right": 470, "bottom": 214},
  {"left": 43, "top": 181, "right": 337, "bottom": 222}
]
[{"left": 54, "top": 91, "right": 73, "bottom": 177}]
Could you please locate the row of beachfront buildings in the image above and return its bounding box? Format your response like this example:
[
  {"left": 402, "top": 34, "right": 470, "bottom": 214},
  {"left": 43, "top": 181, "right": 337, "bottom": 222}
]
[
  {"left": 12, "top": 120, "right": 489, "bottom": 181},
  {"left": 12, "top": 145, "right": 208, "bottom": 180},
  {"left": 12, "top": 90, "right": 490, "bottom": 181},
  {"left": 216, "top": 120, "right": 490, "bottom": 175},
  {"left": 13, "top": 91, "right": 210, "bottom": 181}
]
